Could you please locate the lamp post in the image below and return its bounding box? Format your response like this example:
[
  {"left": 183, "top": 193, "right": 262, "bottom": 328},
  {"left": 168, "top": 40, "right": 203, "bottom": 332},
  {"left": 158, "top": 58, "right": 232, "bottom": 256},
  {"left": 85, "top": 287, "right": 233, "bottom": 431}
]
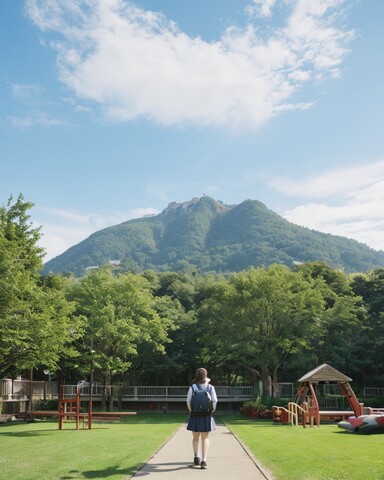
[{"left": 89, "top": 349, "right": 95, "bottom": 429}]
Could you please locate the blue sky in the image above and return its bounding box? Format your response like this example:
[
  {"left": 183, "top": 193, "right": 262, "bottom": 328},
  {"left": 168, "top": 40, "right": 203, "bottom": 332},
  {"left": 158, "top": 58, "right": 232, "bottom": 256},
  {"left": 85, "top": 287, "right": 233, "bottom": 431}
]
[{"left": 1, "top": 0, "right": 383, "bottom": 262}]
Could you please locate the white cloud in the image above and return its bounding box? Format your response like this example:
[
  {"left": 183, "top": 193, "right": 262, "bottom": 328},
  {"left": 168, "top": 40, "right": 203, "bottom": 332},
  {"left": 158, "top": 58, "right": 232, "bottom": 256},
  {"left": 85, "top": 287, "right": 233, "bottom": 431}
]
[
  {"left": 8, "top": 113, "right": 66, "bottom": 129},
  {"left": 246, "top": 0, "right": 277, "bottom": 18},
  {"left": 25, "top": 0, "right": 354, "bottom": 129},
  {"left": 273, "top": 159, "right": 384, "bottom": 251},
  {"left": 10, "top": 82, "right": 44, "bottom": 103},
  {"left": 271, "top": 159, "right": 384, "bottom": 198},
  {"left": 36, "top": 205, "right": 159, "bottom": 261}
]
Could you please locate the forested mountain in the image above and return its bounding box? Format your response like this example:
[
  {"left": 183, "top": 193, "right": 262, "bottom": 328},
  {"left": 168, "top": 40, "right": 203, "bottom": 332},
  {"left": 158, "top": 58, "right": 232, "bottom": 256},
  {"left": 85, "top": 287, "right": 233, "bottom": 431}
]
[{"left": 43, "top": 196, "right": 384, "bottom": 276}]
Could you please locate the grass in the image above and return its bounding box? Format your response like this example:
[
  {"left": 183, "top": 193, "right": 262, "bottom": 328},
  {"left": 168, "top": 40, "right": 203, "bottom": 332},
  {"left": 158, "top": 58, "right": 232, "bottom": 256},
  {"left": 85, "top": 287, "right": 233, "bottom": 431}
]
[
  {"left": 0, "top": 414, "right": 186, "bottom": 480},
  {"left": 224, "top": 415, "right": 384, "bottom": 480},
  {"left": 2, "top": 413, "right": 384, "bottom": 480}
]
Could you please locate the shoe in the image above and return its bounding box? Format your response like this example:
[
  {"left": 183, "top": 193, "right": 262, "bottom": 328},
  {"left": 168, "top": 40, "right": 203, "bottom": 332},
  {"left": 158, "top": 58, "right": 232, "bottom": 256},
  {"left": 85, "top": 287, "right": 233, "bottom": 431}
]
[
  {"left": 194, "top": 456, "right": 201, "bottom": 466},
  {"left": 200, "top": 460, "right": 207, "bottom": 469}
]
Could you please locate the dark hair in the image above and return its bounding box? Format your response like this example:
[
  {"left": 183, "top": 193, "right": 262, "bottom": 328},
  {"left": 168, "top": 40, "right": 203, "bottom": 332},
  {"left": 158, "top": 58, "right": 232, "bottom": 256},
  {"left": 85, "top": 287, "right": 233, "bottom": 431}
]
[{"left": 193, "top": 368, "right": 208, "bottom": 384}]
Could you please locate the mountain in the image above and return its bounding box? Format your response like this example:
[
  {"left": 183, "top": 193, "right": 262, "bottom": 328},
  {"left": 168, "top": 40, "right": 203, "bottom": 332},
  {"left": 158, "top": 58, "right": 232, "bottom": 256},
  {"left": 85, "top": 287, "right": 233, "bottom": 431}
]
[{"left": 43, "top": 196, "right": 384, "bottom": 276}]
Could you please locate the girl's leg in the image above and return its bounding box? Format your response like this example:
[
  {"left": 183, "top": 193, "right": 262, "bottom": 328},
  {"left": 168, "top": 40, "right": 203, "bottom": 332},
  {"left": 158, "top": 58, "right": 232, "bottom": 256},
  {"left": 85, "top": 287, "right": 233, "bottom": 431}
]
[
  {"left": 201, "top": 432, "right": 210, "bottom": 461},
  {"left": 192, "top": 431, "right": 200, "bottom": 457}
]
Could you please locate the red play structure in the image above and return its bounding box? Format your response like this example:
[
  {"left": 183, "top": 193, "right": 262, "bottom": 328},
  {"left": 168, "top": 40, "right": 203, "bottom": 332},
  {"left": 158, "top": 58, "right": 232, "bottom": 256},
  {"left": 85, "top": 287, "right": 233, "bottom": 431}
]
[
  {"left": 16, "top": 384, "right": 91, "bottom": 429},
  {"left": 273, "top": 363, "right": 365, "bottom": 427},
  {"left": 58, "top": 385, "right": 90, "bottom": 430},
  {"left": 57, "top": 384, "right": 135, "bottom": 429},
  {"left": 18, "top": 382, "right": 135, "bottom": 429}
]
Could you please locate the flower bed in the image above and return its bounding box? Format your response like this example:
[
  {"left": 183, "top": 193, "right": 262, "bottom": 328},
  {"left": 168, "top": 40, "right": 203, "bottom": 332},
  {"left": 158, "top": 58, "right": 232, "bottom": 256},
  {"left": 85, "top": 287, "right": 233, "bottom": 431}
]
[{"left": 241, "top": 398, "right": 273, "bottom": 419}]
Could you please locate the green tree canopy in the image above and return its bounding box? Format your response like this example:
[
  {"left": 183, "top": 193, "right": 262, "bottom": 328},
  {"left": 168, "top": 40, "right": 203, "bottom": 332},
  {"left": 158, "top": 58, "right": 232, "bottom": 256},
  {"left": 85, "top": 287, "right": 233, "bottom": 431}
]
[
  {"left": 198, "top": 265, "right": 326, "bottom": 396},
  {"left": 67, "top": 268, "right": 177, "bottom": 405},
  {"left": 0, "top": 195, "right": 77, "bottom": 377}
]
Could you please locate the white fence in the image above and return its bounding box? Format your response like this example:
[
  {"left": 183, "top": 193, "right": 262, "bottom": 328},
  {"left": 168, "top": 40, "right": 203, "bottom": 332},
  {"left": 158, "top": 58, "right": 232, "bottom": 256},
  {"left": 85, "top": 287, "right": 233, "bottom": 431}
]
[
  {"left": 273, "top": 382, "right": 294, "bottom": 398},
  {"left": 62, "top": 384, "right": 254, "bottom": 401},
  {"left": 363, "top": 387, "right": 384, "bottom": 397},
  {"left": 1, "top": 379, "right": 298, "bottom": 402},
  {"left": 0, "top": 379, "right": 58, "bottom": 400}
]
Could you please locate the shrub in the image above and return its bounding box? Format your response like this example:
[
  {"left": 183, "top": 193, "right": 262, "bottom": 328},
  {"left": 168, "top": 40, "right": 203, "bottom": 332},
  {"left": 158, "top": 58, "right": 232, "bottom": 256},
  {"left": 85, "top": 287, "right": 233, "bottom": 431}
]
[
  {"left": 241, "top": 397, "right": 272, "bottom": 419},
  {"left": 32, "top": 399, "right": 58, "bottom": 411}
]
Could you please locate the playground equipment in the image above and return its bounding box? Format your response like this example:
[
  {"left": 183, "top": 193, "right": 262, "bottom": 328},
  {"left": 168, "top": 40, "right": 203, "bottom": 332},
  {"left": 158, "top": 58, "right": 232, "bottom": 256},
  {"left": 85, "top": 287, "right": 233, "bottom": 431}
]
[
  {"left": 15, "top": 383, "right": 90, "bottom": 428},
  {"left": 338, "top": 412, "right": 384, "bottom": 434},
  {"left": 15, "top": 380, "right": 136, "bottom": 428},
  {"left": 272, "top": 363, "right": 364, "bottom": 428},
  {"left": 58, "top": 382, "right": 90, "bottom": 430}
]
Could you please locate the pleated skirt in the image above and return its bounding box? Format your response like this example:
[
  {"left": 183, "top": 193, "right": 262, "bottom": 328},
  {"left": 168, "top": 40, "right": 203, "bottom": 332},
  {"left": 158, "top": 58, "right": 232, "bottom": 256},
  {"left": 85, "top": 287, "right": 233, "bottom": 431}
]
[{"left": 186, "top": 414, "right": 216, "bottom": 432}]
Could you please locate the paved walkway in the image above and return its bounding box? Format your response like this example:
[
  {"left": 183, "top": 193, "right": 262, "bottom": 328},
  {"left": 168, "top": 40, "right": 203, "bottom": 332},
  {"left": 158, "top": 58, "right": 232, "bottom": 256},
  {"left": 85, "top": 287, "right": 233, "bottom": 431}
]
[{"left": 131, "top": 422, "right": 274, "bottom": 479}]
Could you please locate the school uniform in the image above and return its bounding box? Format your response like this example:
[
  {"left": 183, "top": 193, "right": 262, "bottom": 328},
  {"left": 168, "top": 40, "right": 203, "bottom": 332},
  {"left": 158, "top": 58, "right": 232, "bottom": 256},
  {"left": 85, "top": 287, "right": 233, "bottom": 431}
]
[{"left": 186, "top": 381, "right": 218, "bottom": 432}]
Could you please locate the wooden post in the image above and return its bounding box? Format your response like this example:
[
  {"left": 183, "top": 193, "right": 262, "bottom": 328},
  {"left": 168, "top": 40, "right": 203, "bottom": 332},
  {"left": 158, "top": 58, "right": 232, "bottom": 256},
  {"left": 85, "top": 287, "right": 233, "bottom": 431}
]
[{"left": 88, "top": 350, "right": 95, "bottom": 429}]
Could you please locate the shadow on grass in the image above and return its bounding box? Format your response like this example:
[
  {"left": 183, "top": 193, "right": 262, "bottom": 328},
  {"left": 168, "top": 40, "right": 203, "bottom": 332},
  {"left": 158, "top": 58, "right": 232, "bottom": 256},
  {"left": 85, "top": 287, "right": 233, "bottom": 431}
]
[
  {"left": 0, "top": 429, "right": 57, "bottom": 436},
  {"left": 0, "top": 422, "right": 94, "bottom": 435},
  {"left": 0, "top": 414, "right": 187, "bottom": 440},
  {"left": 0, "top": 413, "right": 187, "bottom": 428},
  {"left": 60, "top": 464, "right": 138, "bottom": 479}
]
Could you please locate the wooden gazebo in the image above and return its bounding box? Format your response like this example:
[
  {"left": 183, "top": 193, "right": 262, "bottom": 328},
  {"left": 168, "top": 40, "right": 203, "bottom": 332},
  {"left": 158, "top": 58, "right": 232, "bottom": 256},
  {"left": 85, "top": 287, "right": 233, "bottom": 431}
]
[{"left": 294, "top": 363, "right": 364, "bottom": 426}]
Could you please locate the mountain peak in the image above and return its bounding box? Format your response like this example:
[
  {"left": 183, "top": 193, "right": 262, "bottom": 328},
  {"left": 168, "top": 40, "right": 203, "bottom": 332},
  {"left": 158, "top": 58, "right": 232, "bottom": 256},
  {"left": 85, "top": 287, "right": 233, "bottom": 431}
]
[
  {"left": 162, "top": 196, "right": 228, "bottom": 215},
  {"left": 43, "top": 197, "right": 384, "bottom": 276}
]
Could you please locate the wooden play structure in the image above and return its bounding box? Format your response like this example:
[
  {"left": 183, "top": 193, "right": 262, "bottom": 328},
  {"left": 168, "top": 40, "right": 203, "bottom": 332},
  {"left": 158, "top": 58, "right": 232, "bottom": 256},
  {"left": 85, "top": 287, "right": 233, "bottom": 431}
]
[
  {"left": 15, "top": 384, "right": 90, "bottom": 428},
  {"left": 58, "top": 385, "right": 90, "bottom": 430},
  {"left": 17, "top": 383, "right": 136, "bottom": 429},
  {"left": 273, "top": 363, "right": 364, "bottom": 428}
]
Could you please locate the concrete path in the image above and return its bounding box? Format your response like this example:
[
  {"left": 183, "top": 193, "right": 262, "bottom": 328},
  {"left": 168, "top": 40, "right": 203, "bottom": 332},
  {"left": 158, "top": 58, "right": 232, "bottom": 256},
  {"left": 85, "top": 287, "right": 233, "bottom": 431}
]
[{"left": 131, "top": 422, "right": 274, "bottom": 479}]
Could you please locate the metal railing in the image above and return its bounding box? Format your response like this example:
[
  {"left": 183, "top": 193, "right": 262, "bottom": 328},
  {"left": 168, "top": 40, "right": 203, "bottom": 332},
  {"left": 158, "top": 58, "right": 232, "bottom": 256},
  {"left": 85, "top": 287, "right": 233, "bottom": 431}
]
[
  {"left": 62, "top": 384, "right": 254, "bottom": 401},
  {"left": 0, "top": 379, "right": 58, "bottom": 400},
  {"left": 274, "top": 382, "right": 294, "bottom": 397},
  {"left": 363, "top": 387, "right": 384, "bottom": 397},
  {"left": 2, "top": 378, "right": 295, "bottom": 402},
  {"left": 288, "top": 401, "right": 308, "bottom": 427}
]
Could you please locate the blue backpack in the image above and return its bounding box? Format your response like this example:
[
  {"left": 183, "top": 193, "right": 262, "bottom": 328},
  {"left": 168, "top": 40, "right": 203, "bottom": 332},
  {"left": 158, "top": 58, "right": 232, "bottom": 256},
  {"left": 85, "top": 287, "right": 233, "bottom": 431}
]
[{"left": 191, "top": 384, "right": 213, "bottom": 416}]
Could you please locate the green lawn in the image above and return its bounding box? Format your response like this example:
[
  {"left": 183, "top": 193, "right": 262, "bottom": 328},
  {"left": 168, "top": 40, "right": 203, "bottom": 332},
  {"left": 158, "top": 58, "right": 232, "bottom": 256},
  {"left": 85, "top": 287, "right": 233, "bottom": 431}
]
[
  {"left": 2, "top": 414, "right": 384, "bottom": 480},
  {"left": 224, "top": 415, "right": 384, "bottom": 480},
  {"left": 0, "top": 414, "right": 186, "bottom": 480}
]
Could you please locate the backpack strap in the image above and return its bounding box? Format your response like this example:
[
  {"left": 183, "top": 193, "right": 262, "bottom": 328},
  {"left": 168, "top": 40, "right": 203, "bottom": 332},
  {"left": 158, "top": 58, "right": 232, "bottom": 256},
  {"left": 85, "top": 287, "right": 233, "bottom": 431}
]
[{"left": 192, "top": 383, "right": 203, "bottom": 392}]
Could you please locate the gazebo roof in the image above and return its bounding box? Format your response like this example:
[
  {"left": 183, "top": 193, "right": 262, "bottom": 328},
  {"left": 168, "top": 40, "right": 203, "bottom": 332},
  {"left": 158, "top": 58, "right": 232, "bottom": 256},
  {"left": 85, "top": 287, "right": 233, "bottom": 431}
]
[{"left": 298, "top": 363, "right": 352, "bottom": 383}]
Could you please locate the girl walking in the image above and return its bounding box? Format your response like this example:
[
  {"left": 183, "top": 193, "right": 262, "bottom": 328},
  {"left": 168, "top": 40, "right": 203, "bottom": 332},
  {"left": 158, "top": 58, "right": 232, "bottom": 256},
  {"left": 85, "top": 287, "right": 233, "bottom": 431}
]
[{"left": 186, "top": 368, "right": 218, "bottom": 469}]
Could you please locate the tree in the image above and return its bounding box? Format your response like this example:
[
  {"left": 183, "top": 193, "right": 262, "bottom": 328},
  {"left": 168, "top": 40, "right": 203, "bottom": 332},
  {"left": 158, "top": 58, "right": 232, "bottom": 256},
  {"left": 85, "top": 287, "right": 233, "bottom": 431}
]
[
  {"left": 0, "top": 195, "right": 77, "bottom": 377},
  {"left": 68, "top": 268, "right": 176, "bottom": 409},
  {"left": 350, "top": 269, "right": 384, "bottom": 384},
  {"left": 148, "top": 272, "right": 204, "bottom": 384},
  {"left": 198, "top": 265, "right": 326, "bottom": 397},
  {"left": 315, "top": 295, "right": 366, "bottom": 377}
]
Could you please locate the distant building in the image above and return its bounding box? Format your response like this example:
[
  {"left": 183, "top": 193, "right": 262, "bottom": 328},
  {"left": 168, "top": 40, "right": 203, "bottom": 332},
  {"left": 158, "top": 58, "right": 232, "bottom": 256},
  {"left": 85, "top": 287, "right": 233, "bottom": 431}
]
[{"left": 108, "top": 260, "right": 121, "bottom": 266}]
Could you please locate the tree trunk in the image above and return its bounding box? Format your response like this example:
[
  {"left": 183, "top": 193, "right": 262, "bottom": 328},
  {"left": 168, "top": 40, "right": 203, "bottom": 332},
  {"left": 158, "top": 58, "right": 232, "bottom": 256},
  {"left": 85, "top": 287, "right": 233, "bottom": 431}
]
[
  {"left": 106, "top": 371, "right": 113, "bottom": 412},
  {"left": 261, "top": 366, "right": 272, "bottom": 398},
  {"left": 272, "top": 366, "right": 280, "bottom": 398},
  {"left": 101, "top": 374, "right": 107, "bottom": 411}
]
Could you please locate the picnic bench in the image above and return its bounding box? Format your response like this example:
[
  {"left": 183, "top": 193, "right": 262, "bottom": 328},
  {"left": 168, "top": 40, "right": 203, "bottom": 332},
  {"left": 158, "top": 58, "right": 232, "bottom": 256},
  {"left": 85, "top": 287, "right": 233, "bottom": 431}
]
[
  {"left": 92, "top": 412, "right": 122, "bottom": 422},
  {"left": 15, "top": 410, "right": 137, "bottom": 426},
  {"left": 91, "top": 411, "right": 137, "bottom": 423},
  {"left": 15, "top": 411, "right": 59, "bottom": 421}
]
